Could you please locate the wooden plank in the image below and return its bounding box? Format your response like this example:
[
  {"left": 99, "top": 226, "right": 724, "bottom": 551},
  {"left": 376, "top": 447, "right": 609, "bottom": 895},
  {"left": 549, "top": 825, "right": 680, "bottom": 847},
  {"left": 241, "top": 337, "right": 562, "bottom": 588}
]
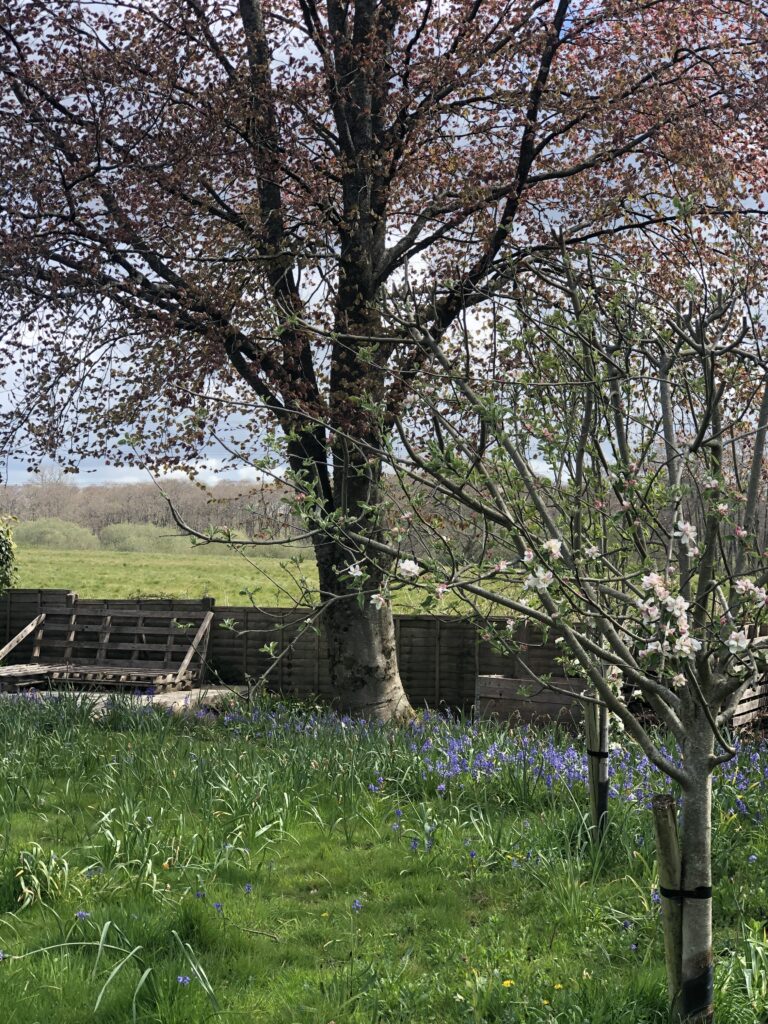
[
  {"left": 0, "top": 614, "right": 46, "bottom": 662},
  {"left": 174, "top": 611, "right": 214, "bottom": 686},
  {"left": 29, "top": 639, "right": 191, "bottom": 655}
]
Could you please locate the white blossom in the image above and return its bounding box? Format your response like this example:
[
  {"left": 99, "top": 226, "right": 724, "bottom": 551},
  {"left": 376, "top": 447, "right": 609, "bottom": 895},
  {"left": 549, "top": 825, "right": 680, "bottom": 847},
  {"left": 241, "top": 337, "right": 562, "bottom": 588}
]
[
  {"left": 584, "top": 545, "right": 601, "bottom": 559},
  {"left": 524, "top": 566, "right": 554, "bottom": 592},
  {"left": 673, "top": 633, "right": 702, "bottom": 658},
  {"left": 641, "top": 572, "right": 664, "bottom": 592},
  {"left": 606, "top": 665, "right": 623, "bottom": 687},
  {"left": 640, "top": 640, "right": 663, "bottom": 658},
  {"left": 397, "top": 559, "right": 421, "bottom": 579},
  {"left": 671, "top": 673, "right": 686, "bottom": 689},
  {"left": 370, "top": 593, "right": 387, "bottom": 610},
  {"left": 542, "top": 538, "right": 563, "bottom": 559},
  {"left": 674, "top": 520, "right": 699, "bottom": 556},
  {"left": 638, "top": 600, "right": 660, "bottom": 625},
  {"left": 347, "top": 563, "right": 363, "bottom": 578},
  {"left": 727, "top": 630, "right": 750, "bottom": 655},
  {"left": 523, "top": 548, "right": 534, "bottom": 563},
  {"left": 664, "top": 595, "right": 690, "bottom": 629}
]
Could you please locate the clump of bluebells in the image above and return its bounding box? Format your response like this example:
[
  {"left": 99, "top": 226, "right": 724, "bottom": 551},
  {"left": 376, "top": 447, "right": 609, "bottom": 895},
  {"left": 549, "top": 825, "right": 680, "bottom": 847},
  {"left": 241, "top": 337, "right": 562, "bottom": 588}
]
[{"left": 200, "top": 694, "right": 768, "bottom": 827}]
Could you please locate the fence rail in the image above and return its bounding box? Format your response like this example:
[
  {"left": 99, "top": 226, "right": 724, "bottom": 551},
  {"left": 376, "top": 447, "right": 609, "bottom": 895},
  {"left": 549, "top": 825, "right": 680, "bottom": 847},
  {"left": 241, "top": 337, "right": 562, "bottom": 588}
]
[{"left": 0, "top": 589, "right": 765, "bottom": 726}]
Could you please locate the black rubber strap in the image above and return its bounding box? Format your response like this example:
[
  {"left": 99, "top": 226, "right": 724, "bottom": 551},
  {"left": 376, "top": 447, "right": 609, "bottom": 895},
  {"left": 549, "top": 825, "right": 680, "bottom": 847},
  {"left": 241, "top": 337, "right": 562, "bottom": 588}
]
[
  {"left": 681, "top": 965, "right": 714, "bottom": 1017},
  {"left": 659, "top": 885, "right": 712, "bottom": 903},
  {"left": 586, "top": 749, "right": 609, "bottom": 759}
]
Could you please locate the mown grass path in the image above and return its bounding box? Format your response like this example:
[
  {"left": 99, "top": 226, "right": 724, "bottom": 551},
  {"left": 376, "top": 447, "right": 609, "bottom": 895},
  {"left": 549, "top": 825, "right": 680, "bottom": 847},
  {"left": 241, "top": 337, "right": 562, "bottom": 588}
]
[{"left": 0, "top": 695, "right": 765, "bottom": 1023}]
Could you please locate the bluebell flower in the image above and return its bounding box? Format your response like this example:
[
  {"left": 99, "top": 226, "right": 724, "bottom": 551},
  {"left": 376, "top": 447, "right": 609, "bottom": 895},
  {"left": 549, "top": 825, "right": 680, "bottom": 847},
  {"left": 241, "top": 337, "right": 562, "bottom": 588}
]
[
  {"left": 75, "top": 910, "right": 90, "bottom": 920},
  {"left": 177, "top": 975, "right": 191, "bottom": 985},
  {"left": 351, "top": 899, "right": 363, "bottom": 912}
]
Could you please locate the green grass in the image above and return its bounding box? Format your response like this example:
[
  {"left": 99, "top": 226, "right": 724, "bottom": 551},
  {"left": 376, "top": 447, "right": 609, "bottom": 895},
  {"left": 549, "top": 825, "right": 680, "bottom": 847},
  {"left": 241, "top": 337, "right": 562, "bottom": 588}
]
[
  {"left": 16, "top": 547, "right": 317, "bottom": 605},
  {"left": 13, "top": 547, "right": 467, "bottom": 612},
  {"left": 0, "top": 694, "right": 765, "bottom": 1023}
]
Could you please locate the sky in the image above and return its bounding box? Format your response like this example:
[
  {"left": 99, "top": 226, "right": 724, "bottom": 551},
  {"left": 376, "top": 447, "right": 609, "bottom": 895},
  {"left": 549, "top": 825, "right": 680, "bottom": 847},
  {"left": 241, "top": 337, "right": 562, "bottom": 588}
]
[{"left": 1, "top": 455, "right": 276, "bottom": 488}]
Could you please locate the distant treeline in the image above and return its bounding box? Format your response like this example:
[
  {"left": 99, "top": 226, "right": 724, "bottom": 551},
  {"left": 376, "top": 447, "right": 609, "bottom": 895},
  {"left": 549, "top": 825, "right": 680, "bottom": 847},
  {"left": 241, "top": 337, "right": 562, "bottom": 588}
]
[{"left": 0, "top": 475, "right": 317, "bottom": 558}]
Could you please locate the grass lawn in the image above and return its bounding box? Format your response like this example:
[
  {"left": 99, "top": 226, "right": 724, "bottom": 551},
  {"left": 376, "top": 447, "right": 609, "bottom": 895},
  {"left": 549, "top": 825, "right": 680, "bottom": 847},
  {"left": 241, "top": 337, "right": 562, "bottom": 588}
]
[{"left": 0, "top": 694, "right": 764, "bottom": 1023}]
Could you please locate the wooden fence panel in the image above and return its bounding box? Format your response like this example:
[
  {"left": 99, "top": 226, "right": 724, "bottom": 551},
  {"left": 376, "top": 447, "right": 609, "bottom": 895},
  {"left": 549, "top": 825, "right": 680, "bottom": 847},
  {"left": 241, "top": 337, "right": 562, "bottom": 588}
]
[{"left": 2, "top": 590, "right": 767, "bottom": 726}]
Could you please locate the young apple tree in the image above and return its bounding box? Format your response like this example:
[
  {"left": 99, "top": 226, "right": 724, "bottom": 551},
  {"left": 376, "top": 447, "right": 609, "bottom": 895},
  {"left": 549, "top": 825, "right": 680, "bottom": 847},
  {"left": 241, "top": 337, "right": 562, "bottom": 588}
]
[
  {"left": 355, "top": 232, "right": 768, "bottom": 1021},
  {"left": 1, "top": 0, "right": 767, "bottom": 718}
]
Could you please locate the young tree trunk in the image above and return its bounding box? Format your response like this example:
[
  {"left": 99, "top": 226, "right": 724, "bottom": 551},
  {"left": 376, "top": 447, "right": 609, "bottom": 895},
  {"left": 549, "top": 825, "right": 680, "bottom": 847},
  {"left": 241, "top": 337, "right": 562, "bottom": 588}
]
[{"left": 679, "top": 732, "right": 715, "bottom": 1023}]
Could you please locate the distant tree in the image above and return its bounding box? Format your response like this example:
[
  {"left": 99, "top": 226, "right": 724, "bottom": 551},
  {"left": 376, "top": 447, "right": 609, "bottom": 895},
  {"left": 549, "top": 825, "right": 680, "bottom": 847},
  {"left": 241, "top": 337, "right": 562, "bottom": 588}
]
[{"left": 1, "top": 0, "right": 767, "bottom": 718}]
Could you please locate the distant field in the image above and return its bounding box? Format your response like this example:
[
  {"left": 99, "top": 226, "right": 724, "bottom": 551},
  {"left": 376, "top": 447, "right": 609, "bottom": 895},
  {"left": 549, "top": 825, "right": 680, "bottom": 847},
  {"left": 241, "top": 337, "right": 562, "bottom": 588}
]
[{"left": 16, "top": 547, "right": 318, "bottom": 606}]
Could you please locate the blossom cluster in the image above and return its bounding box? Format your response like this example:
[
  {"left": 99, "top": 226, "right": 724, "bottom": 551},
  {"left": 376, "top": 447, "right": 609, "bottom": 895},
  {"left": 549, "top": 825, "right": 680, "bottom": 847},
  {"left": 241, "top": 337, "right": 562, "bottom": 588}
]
[{"left": 636, "top": 573, "right": 701, "bottom": 661}]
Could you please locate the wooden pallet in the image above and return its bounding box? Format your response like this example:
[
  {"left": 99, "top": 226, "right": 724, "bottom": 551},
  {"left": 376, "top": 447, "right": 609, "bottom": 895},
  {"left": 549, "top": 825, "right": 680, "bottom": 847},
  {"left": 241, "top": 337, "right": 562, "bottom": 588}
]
[{"left": 0, "top": 606, "right": 214, "bottom": 693}]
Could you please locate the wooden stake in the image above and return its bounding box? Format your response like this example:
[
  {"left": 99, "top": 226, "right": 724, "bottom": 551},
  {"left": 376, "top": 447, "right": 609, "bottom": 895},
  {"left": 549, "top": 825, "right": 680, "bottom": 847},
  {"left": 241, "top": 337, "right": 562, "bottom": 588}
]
[
  {"left": 652, "top": 793, "right": 683, "bottom": 1015},
  {"left": 585, "top": 699, "right": 609, "bottom": 840}
]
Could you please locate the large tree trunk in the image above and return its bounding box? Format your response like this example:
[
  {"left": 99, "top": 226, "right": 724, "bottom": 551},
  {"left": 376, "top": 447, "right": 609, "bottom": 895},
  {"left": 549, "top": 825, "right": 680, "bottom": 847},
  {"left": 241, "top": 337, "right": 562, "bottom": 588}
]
[
  {"left": 321, "top": 585, "right": 413, "bottom": 721},
  {"left": 314, "top": 538, "right": 413, "bottom": 720},
  {"left": 679, "top": 731, "right": 715, "bottom": 1023}
]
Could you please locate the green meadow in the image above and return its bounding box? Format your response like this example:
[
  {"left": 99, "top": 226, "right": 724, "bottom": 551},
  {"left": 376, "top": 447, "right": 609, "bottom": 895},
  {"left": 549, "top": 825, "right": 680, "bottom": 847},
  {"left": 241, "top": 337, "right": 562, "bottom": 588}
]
[{"left": 15, "top": 546, "right": 315, "bottom": 606}]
